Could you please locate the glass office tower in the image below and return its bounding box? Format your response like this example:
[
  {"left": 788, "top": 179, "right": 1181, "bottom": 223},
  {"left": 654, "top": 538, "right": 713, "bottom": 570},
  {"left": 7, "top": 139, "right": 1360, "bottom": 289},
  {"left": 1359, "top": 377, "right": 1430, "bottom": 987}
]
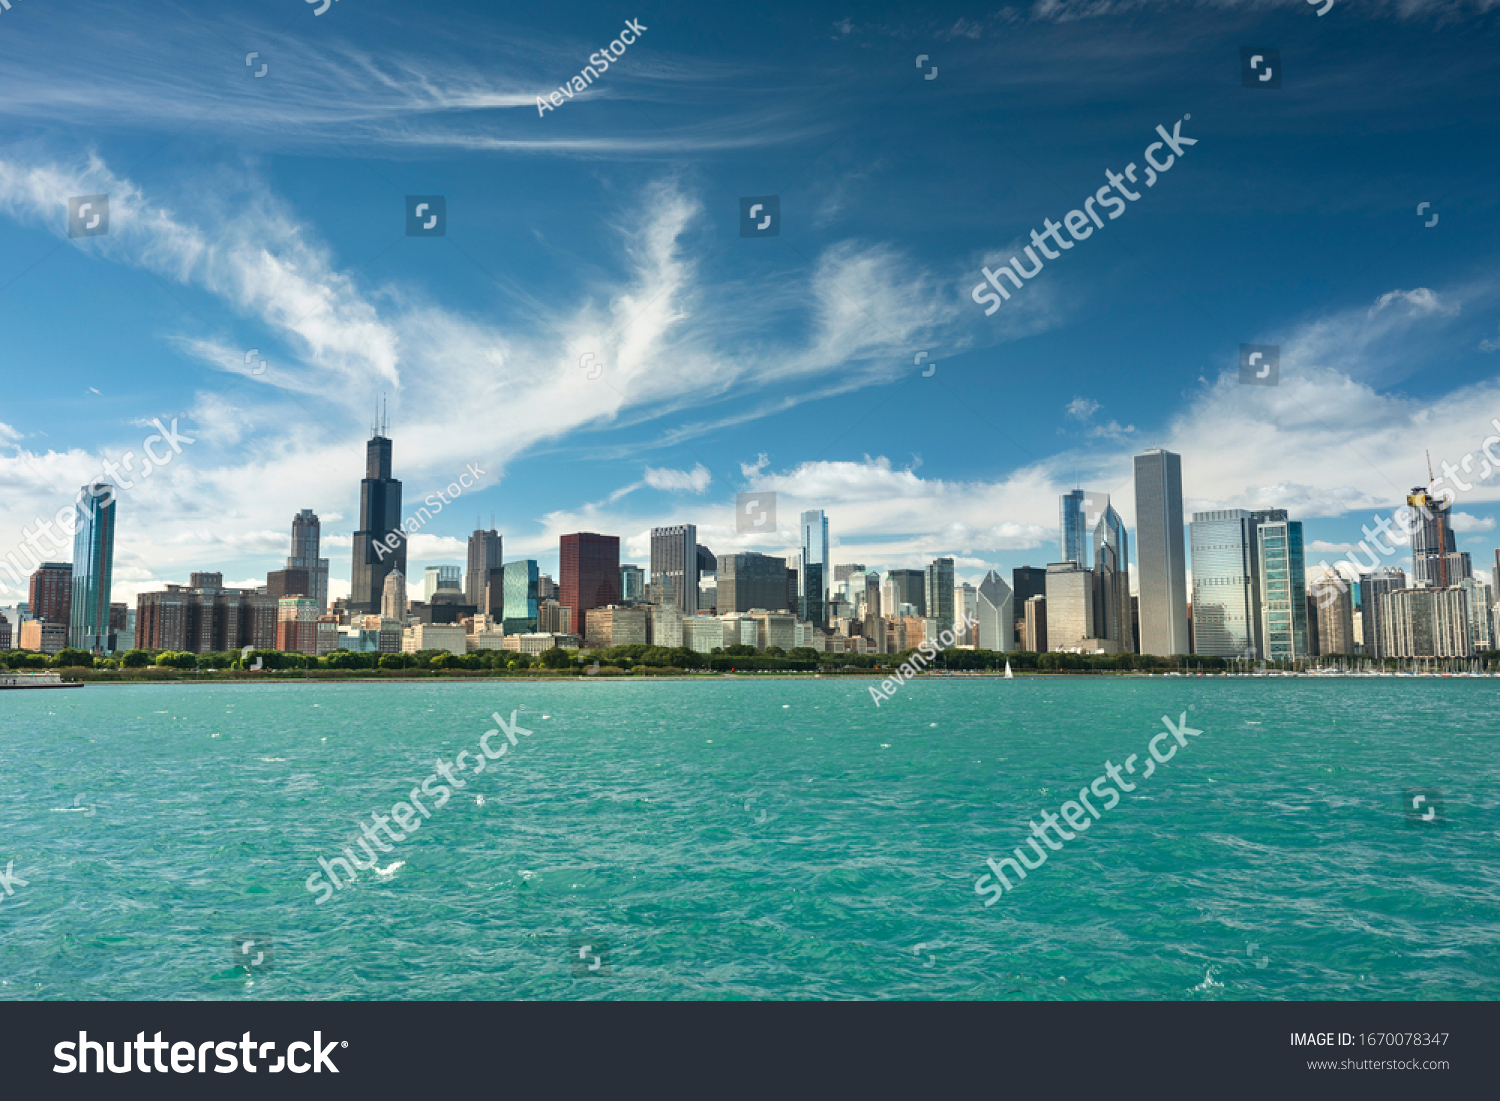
[
  {"left": 799, "top": 509, "right": 830, "bottom": 617},
  {"left": 1255, "top": 512, "right": 1308, "bottom": 660},
  {"left": 1189, "top": 509, "right": 1262, "bottom": 658},
  {"left": 70, "top": 482, "right": 117, "bottom": 652},
  {"left": 502, "top": 560, "right": 540, "bottom": 633},
  {"left": 1060, "top": 489, "right": 1088, "bottom": 567}
]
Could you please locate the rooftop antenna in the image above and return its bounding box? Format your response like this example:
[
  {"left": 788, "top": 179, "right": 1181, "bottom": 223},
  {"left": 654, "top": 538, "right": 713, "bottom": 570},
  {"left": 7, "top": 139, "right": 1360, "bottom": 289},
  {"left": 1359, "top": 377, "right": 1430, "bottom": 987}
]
[{"left": 1426, "top": 449, "right": 1435, "bottom": 488}]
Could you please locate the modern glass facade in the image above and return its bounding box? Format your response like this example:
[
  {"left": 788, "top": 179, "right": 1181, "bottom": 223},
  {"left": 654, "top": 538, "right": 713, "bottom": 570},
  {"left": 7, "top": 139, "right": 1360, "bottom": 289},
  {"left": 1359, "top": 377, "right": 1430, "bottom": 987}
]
[
  {"left": 619, "top": 565, "right": 646, "bottom": 603},
  {"left": 1189, "top": 509, "right": 1261, "bottom": 658},
  {"left": 1060, "top": 490, "right": 1088, "bottom": 567},
  {"left": 70, "top": 483, "right": 116, "bottom": 652},
  {"left": 799, "top": 509, "right": 830, "bottom": 614},
  {"left": 1091, "top": 497, "right": 1131, "bottom": 652},
  {"left": 502, "top": 559, "right": 540, "bottom": 634},
  {"left": 925, "top": 557, "right": 955, "bottom": 633},
  {"left": 1256, "top": 515, "right": 1308, "bottom": 660},
  {"left": 718, "top": 552, "right": 788, "bottom": 613}
]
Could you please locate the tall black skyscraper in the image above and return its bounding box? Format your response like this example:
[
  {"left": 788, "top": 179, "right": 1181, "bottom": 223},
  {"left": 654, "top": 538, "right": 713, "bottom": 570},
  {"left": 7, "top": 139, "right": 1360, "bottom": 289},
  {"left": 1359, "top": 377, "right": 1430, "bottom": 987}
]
[{"left": 351, "top": 427, "right": 406, "bottom": 614}]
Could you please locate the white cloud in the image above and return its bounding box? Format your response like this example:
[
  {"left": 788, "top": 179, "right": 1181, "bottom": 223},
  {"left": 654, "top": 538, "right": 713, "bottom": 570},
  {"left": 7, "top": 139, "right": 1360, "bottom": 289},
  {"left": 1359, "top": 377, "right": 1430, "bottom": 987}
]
[
  {"left": 1449, "top": 511, "right": 1495, "bottom": 533},
  {"left": 1065, "top": 397, "right": 1100, "bottom": 421},
  {"left": 644, "top": 463, "right": 713, "bottom": 493}
]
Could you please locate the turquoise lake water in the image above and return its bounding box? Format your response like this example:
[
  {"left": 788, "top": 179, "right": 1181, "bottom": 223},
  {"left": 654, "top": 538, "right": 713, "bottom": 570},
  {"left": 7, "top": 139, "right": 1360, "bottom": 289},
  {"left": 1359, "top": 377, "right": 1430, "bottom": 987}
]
[{"left": 1, "top": 678, "right": 1496, "bottom": 1000}]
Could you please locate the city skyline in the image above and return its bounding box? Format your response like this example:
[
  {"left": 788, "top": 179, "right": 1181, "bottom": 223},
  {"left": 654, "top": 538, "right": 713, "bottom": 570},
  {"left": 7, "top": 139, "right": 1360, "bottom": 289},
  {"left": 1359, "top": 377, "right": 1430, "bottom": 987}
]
[{"left": 2, "top": 4, "right": 1498, "bottom": 615}]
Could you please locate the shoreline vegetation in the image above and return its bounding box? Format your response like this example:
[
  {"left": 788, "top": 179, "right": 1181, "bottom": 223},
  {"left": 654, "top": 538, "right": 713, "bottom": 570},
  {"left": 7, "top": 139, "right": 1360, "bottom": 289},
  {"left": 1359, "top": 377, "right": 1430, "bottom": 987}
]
[{"left": 5, "top": 643, "right": 1497, "bottom": 683}]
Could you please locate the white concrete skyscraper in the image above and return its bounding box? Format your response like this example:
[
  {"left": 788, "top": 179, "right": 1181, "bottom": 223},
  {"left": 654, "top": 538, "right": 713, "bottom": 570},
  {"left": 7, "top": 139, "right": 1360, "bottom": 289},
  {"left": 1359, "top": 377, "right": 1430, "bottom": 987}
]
[
  {"left": 976, "top": 570, "right": 1014, "bottom": 651},
  {"left": 1133, "top": 449, "right": 1189, "bottom": 656}
]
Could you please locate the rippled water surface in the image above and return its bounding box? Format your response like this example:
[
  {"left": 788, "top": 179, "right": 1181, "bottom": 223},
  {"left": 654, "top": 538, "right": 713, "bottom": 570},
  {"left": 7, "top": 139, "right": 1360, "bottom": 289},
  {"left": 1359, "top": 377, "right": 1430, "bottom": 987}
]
[{"left": 2, "top": 678, "right": 1497, "bottom": 1000}]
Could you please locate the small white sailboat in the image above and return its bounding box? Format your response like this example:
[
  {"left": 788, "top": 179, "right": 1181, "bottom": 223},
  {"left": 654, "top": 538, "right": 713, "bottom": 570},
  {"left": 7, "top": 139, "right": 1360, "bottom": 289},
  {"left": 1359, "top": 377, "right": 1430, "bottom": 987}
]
[{"left": 1004, "top": 661, "right": 1013, "bottom": 679}]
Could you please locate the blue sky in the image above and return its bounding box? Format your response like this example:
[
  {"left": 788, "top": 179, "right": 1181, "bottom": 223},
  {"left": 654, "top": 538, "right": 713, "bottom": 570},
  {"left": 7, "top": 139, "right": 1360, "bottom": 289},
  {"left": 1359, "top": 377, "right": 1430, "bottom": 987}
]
[{"left": 2, "top": 0, "right": 1499, "bottom": 608}]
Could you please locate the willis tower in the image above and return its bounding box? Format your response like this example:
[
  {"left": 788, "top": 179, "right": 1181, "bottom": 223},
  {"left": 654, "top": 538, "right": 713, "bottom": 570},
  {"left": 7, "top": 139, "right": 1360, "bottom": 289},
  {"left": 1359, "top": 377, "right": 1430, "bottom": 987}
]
[{"left": 351, "top": 412, "right": 406, "bottom": 613}]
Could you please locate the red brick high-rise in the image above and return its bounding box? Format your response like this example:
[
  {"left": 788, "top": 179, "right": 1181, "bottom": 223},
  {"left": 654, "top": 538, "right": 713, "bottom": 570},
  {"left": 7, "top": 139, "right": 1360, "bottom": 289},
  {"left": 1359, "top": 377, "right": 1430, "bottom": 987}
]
[
  {"left": 560, "top": 533, "right": 620, "bottom": 626},
  {"left": 29, "top": 562, "right": 72, "bottom": 624}
]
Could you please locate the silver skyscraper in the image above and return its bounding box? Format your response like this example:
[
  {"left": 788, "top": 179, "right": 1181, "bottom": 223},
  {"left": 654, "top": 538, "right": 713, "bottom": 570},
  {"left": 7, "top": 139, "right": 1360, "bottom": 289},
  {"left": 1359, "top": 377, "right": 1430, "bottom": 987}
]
[{"left": 1133, "top": 449, "right": 1189, "bottom": 656}]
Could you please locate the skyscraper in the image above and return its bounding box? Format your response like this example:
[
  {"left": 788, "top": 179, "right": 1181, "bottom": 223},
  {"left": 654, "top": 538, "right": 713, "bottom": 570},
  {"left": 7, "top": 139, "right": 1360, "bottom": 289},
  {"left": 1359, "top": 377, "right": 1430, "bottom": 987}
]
[
  {"left": 1311, "top": 572, "right": 1354, "bottom": 655},
  {"left": 888, "top": 568, "right": 926, "bottom": 617},
  {"left": 718, "top": 552, "right": 788, "bottom": 613},
  {"left": 1090, "top": 494, "right": 1132, "bottom": 653},
  {"left": 802, "top": 562, "right": 825, "bottom": 628},
  {"left": 1060, "top": 489, "right": 1089, "bottom": 566},
  {"left": 1458, "top": 576, "right": 1493, "bottom": 651},
  {"left": 1407, "top": 486, "right": 1456, "bottom": 588},
  {"left": 350, "top": 429, "right": 406, "bottom": 614},
  {"left": 1045, "top": 562, "right": 1094, "bottom": 650},
  {"left": 29, "top": 562, "right": 71, "bottom": 626},
  {"left": 70, "top": 483, "right": 116, "bottom": 652},
  {"left": 287, "top": 509, "right": 330, "bottom": 612},
  {"left": 502, "top": 560, "right": 541, "bottom": 633},
  {"left": 863, "top": 571, "right": 884, "bottom": 651},
  {"left": 799, "top": 510, "right": 830, "bottom": 615},
  {"left": 1359, "top": 567, "right": 1406, "bottom": 659},
  {"left": 465, "top": 529, "right": 503, "bottom": 609},
  {"left": 381, "top": 569, "right": 408, "bottom": 620},
  {"left": 1189, "top": 509, "right": 1263, "bottom": 658},
  {"left": 424, "top": 565, "right": 462, "bottom": 600},
  {"left": 1133, "top": 449, "right": 1189, "bottom": 656},
  {"left": 976, "top": 570, "right": 1014, "bottom": 651},
  {"left": 925, "top": 557, "right": 955, "bottom": 634},
  {"left": 560, "top": 533, "right": 620, "bottom": 623},
  {"left": 1381, "top": 586, "right": 1473, "bottom": 659},
  {"left": 1255, "top": 511, "right": 1309, "bottom": 661},
  {"left": 619, "top": 565, "right": 646, "bottom": 603},
  {"left": 650, "top": 524, "right": 698, "bottom": 614}
]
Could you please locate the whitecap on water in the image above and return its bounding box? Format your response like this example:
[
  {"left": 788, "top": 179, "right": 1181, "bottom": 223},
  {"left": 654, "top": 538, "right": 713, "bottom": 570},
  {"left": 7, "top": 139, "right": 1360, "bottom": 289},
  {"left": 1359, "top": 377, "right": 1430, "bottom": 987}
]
[{"left": 375, "top": 861, "right": 405, "bottom": 877}]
